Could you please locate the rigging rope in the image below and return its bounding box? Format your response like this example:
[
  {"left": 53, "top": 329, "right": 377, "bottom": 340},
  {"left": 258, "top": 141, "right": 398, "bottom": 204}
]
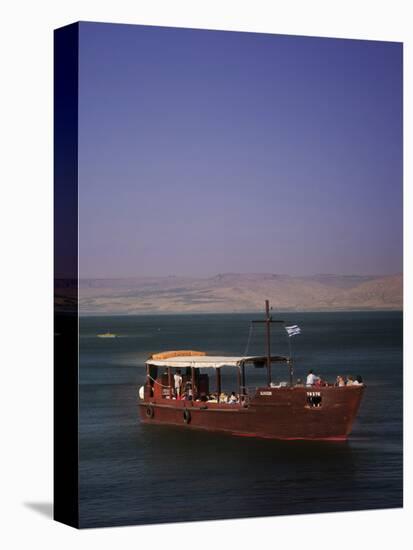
[
  {"left": 147, "top": 374, "right": 173, "bottom": 389},
  {"left": 243, "top": 323, "right": 254, "bottom": 356}
]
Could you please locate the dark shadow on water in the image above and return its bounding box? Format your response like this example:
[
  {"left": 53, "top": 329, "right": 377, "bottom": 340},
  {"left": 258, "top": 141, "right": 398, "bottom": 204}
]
[
  {"left": 24, "top": 502, "right": 53, "bottom": 519},
  {"left": 140, "top": 423, "right": 356, "bottom": 459}
]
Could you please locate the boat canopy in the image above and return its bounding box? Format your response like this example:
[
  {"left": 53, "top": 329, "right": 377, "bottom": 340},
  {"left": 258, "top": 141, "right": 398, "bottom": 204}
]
[{"left": 146, "top": 351, "right": 289, "bottom": 369}]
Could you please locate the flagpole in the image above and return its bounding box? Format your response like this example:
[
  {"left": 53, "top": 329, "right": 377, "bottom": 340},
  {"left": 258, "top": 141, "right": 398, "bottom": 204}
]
[
  {"left": 287, "top": 332, "right": 292, "bottom": 361},
  {"left": 285, "top": 325, "right": 301, "bottom": 387},
  {"left": 287, "top": 331, "right": 293, "bottom": 386}
]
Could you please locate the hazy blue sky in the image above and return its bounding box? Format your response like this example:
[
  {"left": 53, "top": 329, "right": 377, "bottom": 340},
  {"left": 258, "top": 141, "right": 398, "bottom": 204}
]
[{"left": 78, "top": 22, "right": 402, "bottom": 278}]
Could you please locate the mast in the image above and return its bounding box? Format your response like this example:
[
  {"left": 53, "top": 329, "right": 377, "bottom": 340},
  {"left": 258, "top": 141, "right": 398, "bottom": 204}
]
[
  {"left": 252, "top": 300, "right": 284, "bottom": 387},
  {"left": 265, "top": 299, "right": 272, "bottom": 386}
]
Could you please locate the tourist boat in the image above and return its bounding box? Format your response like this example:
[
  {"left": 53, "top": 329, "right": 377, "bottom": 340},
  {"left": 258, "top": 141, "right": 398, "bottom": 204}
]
[
  {"left": 97, "top": 331, "right": 117, "bottom": 338},
  {"left": 138, "top": 301, "right": 365, "bottom": 440}
]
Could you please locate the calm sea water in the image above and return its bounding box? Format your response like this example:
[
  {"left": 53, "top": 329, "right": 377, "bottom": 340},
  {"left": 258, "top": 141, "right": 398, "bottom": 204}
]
[{"left": 79, "top": 311, "right": 403, "bottom": 528}]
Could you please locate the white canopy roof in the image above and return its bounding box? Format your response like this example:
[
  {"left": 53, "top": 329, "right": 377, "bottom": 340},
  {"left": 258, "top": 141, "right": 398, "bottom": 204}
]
[{"left": 146, "top": 355, "right": 287, "bottom": 369}]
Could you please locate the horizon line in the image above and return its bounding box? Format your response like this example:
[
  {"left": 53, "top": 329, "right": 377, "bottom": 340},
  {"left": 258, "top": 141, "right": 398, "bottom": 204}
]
[{"left": 72, "top": 271, "right": 403, "bottom": 280}]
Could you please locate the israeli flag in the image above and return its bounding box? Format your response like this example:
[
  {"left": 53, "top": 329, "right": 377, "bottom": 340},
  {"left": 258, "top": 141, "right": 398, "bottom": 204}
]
[{"left": 285, "top": 324, "right": 301, "bottom": 337}]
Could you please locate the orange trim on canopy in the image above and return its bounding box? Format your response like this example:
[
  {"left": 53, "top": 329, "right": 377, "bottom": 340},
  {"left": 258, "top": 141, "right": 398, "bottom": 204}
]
[{"left": 150, "top": 350, "right": 206, "bottom": 361}]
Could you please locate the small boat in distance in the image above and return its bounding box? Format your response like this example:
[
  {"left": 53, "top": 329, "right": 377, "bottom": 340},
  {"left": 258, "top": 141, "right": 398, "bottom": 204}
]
[
  {"left": 138, "top": 300, "right": 365, "bottom": 440},
  {"left": 97, "top": 331, "right": 117, "bottom": 338}
]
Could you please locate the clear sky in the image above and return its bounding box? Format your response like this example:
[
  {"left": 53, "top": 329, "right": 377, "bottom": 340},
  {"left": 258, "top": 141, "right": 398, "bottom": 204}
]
[{"left": 78, "top": 22, "right": 402, "bottom": 278}]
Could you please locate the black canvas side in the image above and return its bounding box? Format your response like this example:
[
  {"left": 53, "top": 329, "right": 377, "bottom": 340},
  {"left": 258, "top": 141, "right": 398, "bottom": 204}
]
[{"left": 53, "top": 22, "right": 79, "bottom": 529}]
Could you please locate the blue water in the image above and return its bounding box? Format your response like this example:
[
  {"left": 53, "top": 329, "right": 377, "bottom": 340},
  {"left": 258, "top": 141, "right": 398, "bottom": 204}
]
[{"left": 79, "top": 311, "right": 403, "bottom": 528}]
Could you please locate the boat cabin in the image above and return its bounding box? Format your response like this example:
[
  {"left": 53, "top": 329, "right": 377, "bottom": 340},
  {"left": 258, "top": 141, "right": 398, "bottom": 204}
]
[{"left": 144, "top": 350, "right": 291, "bottom": 404}]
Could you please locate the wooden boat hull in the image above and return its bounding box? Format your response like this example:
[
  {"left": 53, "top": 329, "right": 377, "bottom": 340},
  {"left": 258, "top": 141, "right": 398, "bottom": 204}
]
[{"left": 138, "top": 385, "right": 365, "bottom": 440}]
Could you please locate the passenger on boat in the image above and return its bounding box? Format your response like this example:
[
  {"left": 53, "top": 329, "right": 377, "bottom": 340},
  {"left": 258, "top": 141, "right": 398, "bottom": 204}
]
[
  {"left": 228, "top": 392, "right": 238, "bottom": 404},
  {"left": 306, "top": 370, "right": 320, "bottom": 386},
  {"left": 208, "top": 393, "right": 218, "bottom": 403},
  {"left": 346, "top": 376, "right": 355, "bottom": 386},
  {"left": 180, "top": 392, "right": 188, "bottom": 401},
  {"left": 354, "top": 375, "right": 363, "bottom": 385},
  {"left": 184, "top": 380, "right": 193, "bottom": 400},
  {"left": 219, "top": 392, "right": 228, "bottom": 403},
  {"left": 336, "top": 375, "right": 346, "bottom": 387},
  {"left": 174, "top": 369, "right": 183, "bottom": 397}
]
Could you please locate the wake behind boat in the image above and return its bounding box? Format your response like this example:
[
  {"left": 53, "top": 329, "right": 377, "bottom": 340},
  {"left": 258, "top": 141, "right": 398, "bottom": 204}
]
[{"left": 138, "top": 301, "right": 365, "bottom": 440}]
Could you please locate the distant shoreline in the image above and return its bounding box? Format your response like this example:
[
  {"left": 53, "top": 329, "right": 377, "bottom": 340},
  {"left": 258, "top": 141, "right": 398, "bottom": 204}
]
[{"left": 56, "top": 272, "right": 402, "bottom": 316}]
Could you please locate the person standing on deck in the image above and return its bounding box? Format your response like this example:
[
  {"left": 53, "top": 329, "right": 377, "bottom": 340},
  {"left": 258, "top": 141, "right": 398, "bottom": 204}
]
[
  {"left": 174, "top": 369, "right": 183, "bottom": 397},
  {"left": 306, "top": 369, "right": 320, "bottom": 386}
]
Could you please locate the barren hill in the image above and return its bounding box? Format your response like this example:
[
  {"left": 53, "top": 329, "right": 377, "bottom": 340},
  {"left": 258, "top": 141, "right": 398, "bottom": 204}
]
[{"left": 77, "top": 273, "right": 402, "bottom": 314}]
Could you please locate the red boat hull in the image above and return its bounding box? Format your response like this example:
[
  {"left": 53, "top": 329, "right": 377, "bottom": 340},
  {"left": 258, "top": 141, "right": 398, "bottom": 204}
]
[{"left": 138, "top": 385, "right": 364, "bottom": 440}]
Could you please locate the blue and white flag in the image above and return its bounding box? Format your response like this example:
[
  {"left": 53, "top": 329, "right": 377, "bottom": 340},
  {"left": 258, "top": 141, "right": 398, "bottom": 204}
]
[{"left": 285, "top": 324, "right": 301, "bottom": 338}]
